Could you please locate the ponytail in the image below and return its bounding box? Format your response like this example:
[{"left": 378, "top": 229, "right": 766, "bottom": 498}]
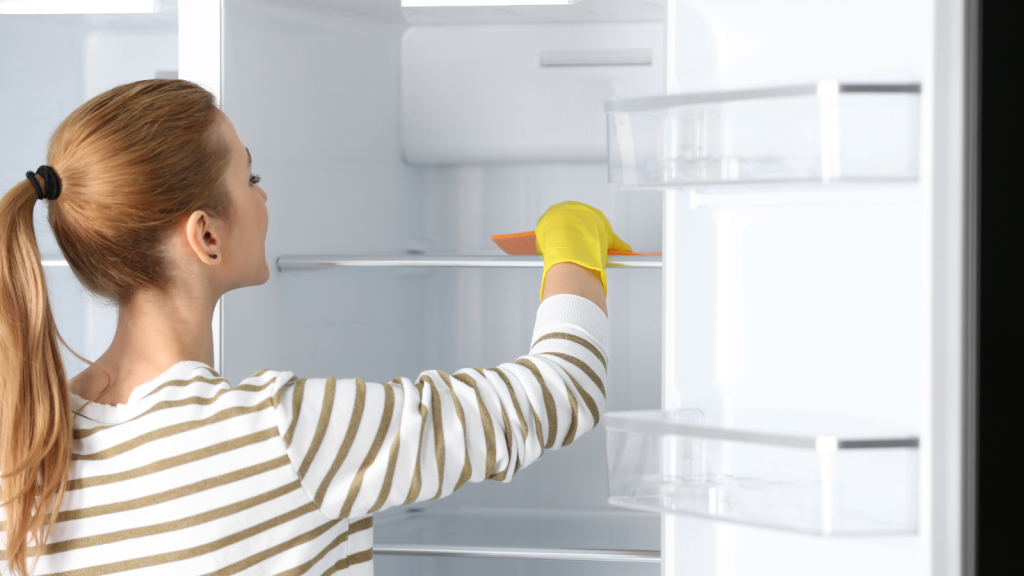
[
  {"left": 0, "top": 179, "right": 71, "bottom": 576},
  {"left": 0, "top": 78, "right": 228, "bottom": 573}
]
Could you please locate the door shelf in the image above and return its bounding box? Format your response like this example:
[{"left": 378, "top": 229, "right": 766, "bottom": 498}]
[
  {"left": 605, "top": 410, "right": 919, "bottom": 536},
  {"left": 606, "top": 81, "right": 920, "bottom": 189},
  {"left": 277, "top": 254, "right": 662, "bottom": 270},
  {"left": 372, "top": 507, "right": 660, "bottom": 563}
]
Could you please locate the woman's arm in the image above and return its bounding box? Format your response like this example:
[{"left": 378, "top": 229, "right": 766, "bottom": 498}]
[
  {"left": 542, "top": 262, "right": 607, "bottom": 315},
  {"left": 270, "top": 294, "right": 608, "bottom": 519},
  {"left": 269, "top": 201, "right": 620, "bottom": 519}
]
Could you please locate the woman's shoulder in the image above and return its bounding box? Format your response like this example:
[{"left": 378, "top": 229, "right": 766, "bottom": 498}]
[{"left": 70, "top": 363, "right": 303, "bottom": 433}]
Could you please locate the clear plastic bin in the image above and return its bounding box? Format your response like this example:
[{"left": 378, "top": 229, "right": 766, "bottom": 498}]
[
  {"left": 604, "top": 410, "right": 919, "bottom": 535},
  {"left": 606, "top": 82, "right": 920, "bottom": 189}
]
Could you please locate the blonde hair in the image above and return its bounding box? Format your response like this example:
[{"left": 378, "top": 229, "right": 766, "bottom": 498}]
[{"left": 0, "top": 79, "right": 231, "bottom": 575}]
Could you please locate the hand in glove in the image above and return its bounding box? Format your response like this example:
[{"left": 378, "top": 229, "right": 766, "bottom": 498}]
[{"left": 535, "top": 201, "right": 632, "bottom": 299}]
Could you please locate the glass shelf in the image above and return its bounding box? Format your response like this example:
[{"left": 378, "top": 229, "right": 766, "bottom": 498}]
[
  {"left": 605, "top": 410, "right": 919, "bottom": 536},
  {"left": 276, "top": 254, "right": 662, "bottom": 270},
  {"left": 373, "top": 507, "right": 660, "bottom": 563},
  {"left": 606, "top": 81, "right": 920, "bottom": 189}
]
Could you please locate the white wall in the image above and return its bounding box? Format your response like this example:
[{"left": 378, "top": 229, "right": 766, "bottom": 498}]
[{"left": 84, "top": 31, "right": 177, "bottom": 100}]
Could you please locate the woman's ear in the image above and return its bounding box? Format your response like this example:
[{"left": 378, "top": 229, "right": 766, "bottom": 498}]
[{"left": 185, "top": 210, "right": 222, "bottom": 265}]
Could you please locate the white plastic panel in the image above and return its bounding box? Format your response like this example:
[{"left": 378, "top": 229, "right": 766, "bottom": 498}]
[
  {"left": 401, "top": 23, "right": 664, "bottom": 164},
  {"left": 84, "top": 31, "right": 177, "bottom": 99},
  {"left": 665, "top": 0, "right": 928, "bottom": 93}
]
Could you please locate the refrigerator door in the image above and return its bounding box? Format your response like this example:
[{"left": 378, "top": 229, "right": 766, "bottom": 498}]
[{"left": 649, "top": 0, "right": 968, "bottom": 575}]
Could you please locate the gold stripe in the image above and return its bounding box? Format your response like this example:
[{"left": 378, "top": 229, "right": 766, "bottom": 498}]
[
  {"left": 283, "top": 379, "right": 306, "bottom": 448},
  {"left": 250, "top": 368, "right": 274, "bottom": 378},
  {"left": 483, "top": 365, "right": 515, "bottom": 480},
  {"left": 271, "top": 375, "right": 300, "bottom": 408},
  {"left": 57, "top": 456, "right": 290, "bottom": 523},
  {"left": 515, "top": 359, "right": 558, "bottom": 450},
  {"left": 561, "top": 374, "right": 579, "bottom": 447},
  {"left": 316, "top": 518, "right": 374, "bottom": 576},
  {"left": 0, "top": 455, "right": 287, "bottom": 534},
  {"left": 297, "top": 377, "right": 336, "bottom": 479},
  {"left": 453, "top": 372, "right": 496, "bottom": 478},
  {"left": 67, "top": 427, "right": 279, "bottom": 491},
  {"left": 314, "top": 378, "right": 366, "bottom": 509},
  {"left": 369, "top": 386, "right": 403, "bottom": 513},
  {"left": 140, "top": 374, "right": 229, "bottom": 401},
  {"left": 42, "top": 482, "right": 302, "bottom": 555},
  {"left": 73, "top": 374, "right": 226, "bottom": 437},
  {"left": 489, "top": 368, "right": 529, "bottom": 444},
  {"left": 341, "top": 383, "right": 395, "bottom": 517},
  {"left": 209, "top": 517, "right": 370, "bottom": 576},
  {"left": 47, "top": 503, "right": 329, "bottom": 576},
  {"left": 369, "top": 422, "right": 402, "bottom": 513},
  {"left": 531, "top": 332, "right": 607, "bottom": 370},
  {"left": 488, "top": 400, "right": 514, "bottom": 481},
  {"left": 419, "top": 374, "right": 447, "bottom": 500},
  {"left": 438, "top": 372, "right": 473, "bottom": 491},
  {"left": 528, "top": 403, "right": 545, "bottom": 461},
  {"left": 323, "top": 548, "right": 374, "bottom": 575},
  {"left": 73, "top": 399, "right": 275, "bottom": 461},
  {"left": 74, "top": 377, "right": 281, "bottom": 440},
  {"left": 402, "top": 383, "right": 428, "bottom": 505},
  {"left": 537, "top": 352, "right": 606, "bottom": 397},
  {"left": 270, "top": 521, "right": 357, "bottom": 576},
  {"left": 492, "top": 367, "right": 543, "bottom": 461},
  {"left": 562, "top": 369, "right": 600, "bottom": 426}
]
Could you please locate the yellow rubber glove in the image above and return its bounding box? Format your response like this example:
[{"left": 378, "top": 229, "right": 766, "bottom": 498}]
[{"left": 535, "top": 201, "right": 632, "bottom": 299}]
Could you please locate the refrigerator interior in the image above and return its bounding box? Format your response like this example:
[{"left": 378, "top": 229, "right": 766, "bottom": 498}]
[
  {"left": 219, "top": 1, "right": 666, "bottom": 575},
  {"left": 0, "top": 0, "right": 963, "bottom": 574}
]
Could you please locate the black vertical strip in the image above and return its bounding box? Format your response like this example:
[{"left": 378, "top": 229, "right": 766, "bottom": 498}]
[
  {"left": 977, "top": 0, "right": 1022, "bottom": 573},
  {"left": 963, "top": 2, "right": 980, "bottom": 576}
]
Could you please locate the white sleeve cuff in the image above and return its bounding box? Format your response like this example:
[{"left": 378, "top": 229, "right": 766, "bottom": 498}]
[{"left": 531, "top": 294, "right": 610, "bottom": 352}]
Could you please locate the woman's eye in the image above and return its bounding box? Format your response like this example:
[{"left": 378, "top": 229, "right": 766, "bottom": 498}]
[{"left": 249, "top": 173, "right": 261, "bottom": 185}]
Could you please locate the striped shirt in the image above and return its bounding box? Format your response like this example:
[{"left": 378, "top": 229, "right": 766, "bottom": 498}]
[{"left": 5, "top": 294, "right": 609, "bottom": 575}]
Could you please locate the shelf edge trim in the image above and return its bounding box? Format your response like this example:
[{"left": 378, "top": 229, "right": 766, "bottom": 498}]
[
  {"left": 372, "top": 544, "right": 661, "bottom": 563},
  {"left": 605, "top": 414, "right": 919, "bottom": 451},
  {"left": 605, "top": 82, "right": 921, "bottom": 112},
  {"left": 277, "top": 255, "right": 662, "bottom": 270}
]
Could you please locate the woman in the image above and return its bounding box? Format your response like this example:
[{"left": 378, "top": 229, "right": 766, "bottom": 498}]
[{"left": 0, "top": 79, "right": 628, "bottom": 575}]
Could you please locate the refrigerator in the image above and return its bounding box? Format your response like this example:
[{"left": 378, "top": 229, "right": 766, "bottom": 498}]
[{"left": 1, "top": 0, "right": 972, "bottom": 574}]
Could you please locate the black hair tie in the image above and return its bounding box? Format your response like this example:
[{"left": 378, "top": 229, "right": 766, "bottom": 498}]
[{"left": 25, "top": 165, "right": 62, "bottom": 201}]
